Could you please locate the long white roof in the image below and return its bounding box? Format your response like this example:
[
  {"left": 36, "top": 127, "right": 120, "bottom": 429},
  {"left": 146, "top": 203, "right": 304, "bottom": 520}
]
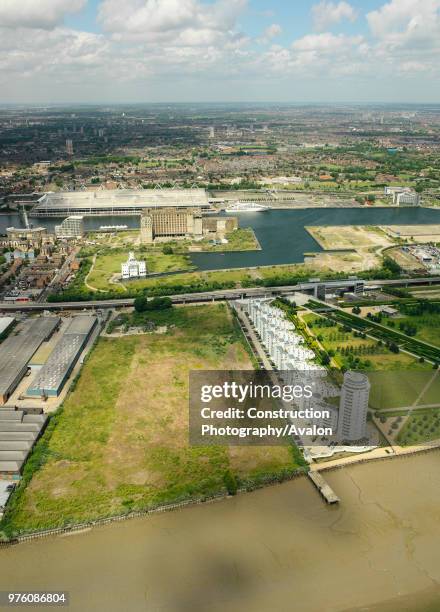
[{"left": 34, "top": 188, "right": 209, "bottom": 212}]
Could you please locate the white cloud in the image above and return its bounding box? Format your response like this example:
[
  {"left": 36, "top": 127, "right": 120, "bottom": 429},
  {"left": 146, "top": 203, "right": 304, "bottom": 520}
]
[
  {"left": 367, "top": 0, "right": 440, "bottom": 39},
  {"left": 312, "top": 1, "right": 356, "bottom": 32},
  {"left": 98, "top": 0, "right": 247, "bottom": 45},
  {"left": 292, "top": 32, "right": 360, "bottom": 52},
  {"left": 0, "top": 26, "right": 109, "bottom": 81},
  {"left": 261, "top": 23, "right": 282, "bottom": 41},
  {"left": 366, "top": 0, "right": 440, "bottom": 76},
  {"left": 1, "top": 0, "right": 440, "bottom": 102},
  {"left": 256, "top": 23, "right": 282, "bottom": 45},
  {"left": 0, "top": 0, "right": 86, "bottom": 29}
]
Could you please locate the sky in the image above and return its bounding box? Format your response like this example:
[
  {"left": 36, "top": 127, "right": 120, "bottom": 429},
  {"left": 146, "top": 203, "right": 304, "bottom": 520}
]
[{"left": 0, "top": 0, "right": 439, "bottom": 104}]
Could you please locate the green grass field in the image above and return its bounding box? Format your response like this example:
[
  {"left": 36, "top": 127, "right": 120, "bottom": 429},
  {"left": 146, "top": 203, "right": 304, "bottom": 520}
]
[
  {"left": 87, "top": 250, "right": 195, "bottom": 291},
  {"left": 1, "top": 305, "right": 301, "bottom": 536},
  {"left": 198, "top": 228, "right": 260, "bottom": 252},
  {"left": 394, "top": 313, "right": 440, "bottom": 348}
]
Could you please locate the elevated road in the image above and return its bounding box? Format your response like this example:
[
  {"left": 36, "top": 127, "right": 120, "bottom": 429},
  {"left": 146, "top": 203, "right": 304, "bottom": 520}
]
[{"left": 0, "top": 276, "right": 439, "bottom": 312}]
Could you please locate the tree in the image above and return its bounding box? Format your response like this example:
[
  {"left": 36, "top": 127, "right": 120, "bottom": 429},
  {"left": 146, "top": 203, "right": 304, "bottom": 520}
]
[
  {"left": 134, "top": 294, "right": 148, "bottom": 313},
  {"left": 223, "top": 470, "right": 238, "bottom": 495},
  {"left": 162, "top": 245, "right": 173, "bottom": 255},
  {"left": 352, "top": 306, "right": 361, "bottom": 314},
  {"left": 321, "top": 353, "right": 330, "bottom": 366}
]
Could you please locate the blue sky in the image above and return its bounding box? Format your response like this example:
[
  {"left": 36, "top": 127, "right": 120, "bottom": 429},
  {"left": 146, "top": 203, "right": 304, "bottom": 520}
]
[{"left": 1, "top": 0, "right": 439, "bottom": 103}]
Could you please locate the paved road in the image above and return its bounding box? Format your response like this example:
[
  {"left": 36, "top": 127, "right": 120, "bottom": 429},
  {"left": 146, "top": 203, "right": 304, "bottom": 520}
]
[{"left": 1, "top": 276, "right": 440, "bottom": 312}]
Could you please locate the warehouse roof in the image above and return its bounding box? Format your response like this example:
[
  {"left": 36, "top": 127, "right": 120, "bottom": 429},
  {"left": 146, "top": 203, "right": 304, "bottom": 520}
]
[
  {"left": 0, "top": 317, "right": 60, "bottom": 400},
  {"left": 0, "top": 317, "right": 14, "bottom": 336},
  {"left": 0, "top": 409, "right": 47, "bottom": 475},
  {"left": 64, "top": 315, "right": 97, "bottom": 336},
  {"left": 27, "top": 316, "right": 96, "bottom": 396}
]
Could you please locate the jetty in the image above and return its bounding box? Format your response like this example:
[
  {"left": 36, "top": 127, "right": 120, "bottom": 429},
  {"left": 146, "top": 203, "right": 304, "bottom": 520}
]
[{"left": 308, "top": 471, "right": 340, "bottom": 504}]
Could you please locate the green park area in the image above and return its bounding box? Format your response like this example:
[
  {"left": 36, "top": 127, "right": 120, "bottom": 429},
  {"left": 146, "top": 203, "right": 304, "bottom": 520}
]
[
  {"left": 302, "top": 312, "right": 427, "bottom": 372},
  {"left": 301, "top": 311, "right": 436, "bottom": 411},
  {"left": 390, "top": 311, "right": 440, "bottom": 349},
  {"left": 81, "top": 228, "right": 259, "bottom": 293},
  {"left": 397, "top": 407, "right": 440, "bottom": 445},
  {"left": 198, "top": 228, "right": 260, "bottom": 252},
  {"left": 86, "top": 248, "right": 195, "bottom": 292},
  {"left": 1, "top": 304, "right": 303, "bottom": 536}
]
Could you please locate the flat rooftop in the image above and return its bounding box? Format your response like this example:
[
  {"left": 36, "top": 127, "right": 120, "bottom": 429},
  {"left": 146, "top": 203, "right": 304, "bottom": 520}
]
[
  {"left": 27, "top": 316, "right": 97, "bottom": 396},
  {"left": 32, "top": 189, "right": 210, "bottom": 217},
  {"left": 0, "top": 317, "right": 14, "bottom": 336},
  {"left": 0, "top": 317, "right": 60, "bottom": 401}
]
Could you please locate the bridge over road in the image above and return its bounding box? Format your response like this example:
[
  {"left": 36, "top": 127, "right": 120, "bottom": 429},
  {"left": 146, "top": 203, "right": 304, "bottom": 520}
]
[{"left": 0, "top": 276, "right": 439, "bottom": 313}]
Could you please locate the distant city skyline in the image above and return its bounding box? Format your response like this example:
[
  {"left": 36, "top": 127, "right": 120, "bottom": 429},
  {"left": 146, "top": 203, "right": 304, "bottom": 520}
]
[{"left": 1, "top": 0, "right": 439, "bottom": 104}]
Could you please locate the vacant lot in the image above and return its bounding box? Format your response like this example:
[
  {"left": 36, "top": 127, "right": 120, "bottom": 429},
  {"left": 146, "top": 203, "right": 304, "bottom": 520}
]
[
  {"left": 307, "top": 225, "right": 393, "bottom": 251},
  {"left": 3, "top": 304, "right": 297, "bottom": 534},
  {"left": 382, "top": 224, "right": 440, "bottom": 244},
  {"left": 306, "top": 225, "right": 394, "bottom": 270}
]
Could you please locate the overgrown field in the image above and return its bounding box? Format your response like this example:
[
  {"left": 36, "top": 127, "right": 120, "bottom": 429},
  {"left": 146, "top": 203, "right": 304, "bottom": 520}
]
[{"left": 1, "top": 304, "right": 301, "bottom": 536}]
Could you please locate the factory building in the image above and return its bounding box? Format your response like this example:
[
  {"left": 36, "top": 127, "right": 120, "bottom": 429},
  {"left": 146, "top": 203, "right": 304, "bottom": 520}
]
[
  {"left": 0, "top": 409, "right": 48, "bottom": 476},
  {"left": 140, "top": 207, "right": 203, "bottom": 243},
  {"left": 32, "top": 188, "right": 211, "bottom": 217},
  {"left": 54, "top": 215, "right": 84, "bottom": 238},
  {"left": 27, "top": 316, "right": 97, "bottom": 398},
  {"left": 121, "top": 252, "right": 147, "bottom": 279},
  {"left": 0, "top": 317, "right": 60, "bottom": 405}
]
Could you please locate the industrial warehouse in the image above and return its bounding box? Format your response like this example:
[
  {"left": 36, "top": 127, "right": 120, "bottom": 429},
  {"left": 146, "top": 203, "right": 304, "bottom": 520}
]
[
  {"left": 0, "top": 314, "right": 98, "bottom": 476},
  {"left": 0, "top": 410, "right": 48, "bottom": 476},
  {"left": 27, "top": 316, "right": 97, "bottom": 398},
  {"left": 0, "top": 316, "right": 60, "bottom": 405},
  {"left": 31, "top": 188, "right": 211, "bottom": 217}
]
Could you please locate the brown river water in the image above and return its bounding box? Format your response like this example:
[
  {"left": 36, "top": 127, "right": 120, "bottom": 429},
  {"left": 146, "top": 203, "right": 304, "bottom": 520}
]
[{"left": 1, "top": 452, "right": 440, "bottom": 612}]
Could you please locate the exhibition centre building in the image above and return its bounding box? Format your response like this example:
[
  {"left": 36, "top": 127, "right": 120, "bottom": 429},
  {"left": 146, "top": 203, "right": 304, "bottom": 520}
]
[{"left": 30, "top": 188, "right": 211, "bottom": 217}]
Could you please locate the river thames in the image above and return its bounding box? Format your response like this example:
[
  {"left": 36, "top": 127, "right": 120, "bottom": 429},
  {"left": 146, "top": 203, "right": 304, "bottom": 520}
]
[{"left": 1, "top": 452, "right": 440, "bottom": 612}]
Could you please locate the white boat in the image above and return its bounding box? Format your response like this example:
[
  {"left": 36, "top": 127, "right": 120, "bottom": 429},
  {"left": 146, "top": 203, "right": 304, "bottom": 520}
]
[
  {"left": 225, "top": 201, "right": 269, "bottom": 213},
  {"left": 98, "top": 224, "right": 129, "bottom": 231}
]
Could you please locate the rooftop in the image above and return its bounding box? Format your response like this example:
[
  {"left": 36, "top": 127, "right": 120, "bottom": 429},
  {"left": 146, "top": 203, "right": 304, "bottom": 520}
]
[
  {"left": 27, "top": 316, "right": 97, "bottom": 396},
  {"left": 0, "top": 409, "right": 47, "bottom": 475},
  {"left": 0, "top": 317, "right": 15, "bottom": 336},
  {"left": 32, "top": 189, "right": 210, "bottom": 216},
  {"left": 0, "top": 317, "right": 60, "bottom": 400}
]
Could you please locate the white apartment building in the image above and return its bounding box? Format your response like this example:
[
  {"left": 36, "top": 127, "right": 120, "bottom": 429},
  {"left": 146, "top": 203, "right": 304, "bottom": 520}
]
[
  {"left": 384, "top": 186, "right": 420, "bottom": 206},
  {"left": 121, "top": 252, "right": 147, "bottom": 279},
  {"left": 337, "top": 371, "right": 370, "bottom": 442},
  {"left": 396, "top": 191, "right": 420, "bottom": 206}
]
